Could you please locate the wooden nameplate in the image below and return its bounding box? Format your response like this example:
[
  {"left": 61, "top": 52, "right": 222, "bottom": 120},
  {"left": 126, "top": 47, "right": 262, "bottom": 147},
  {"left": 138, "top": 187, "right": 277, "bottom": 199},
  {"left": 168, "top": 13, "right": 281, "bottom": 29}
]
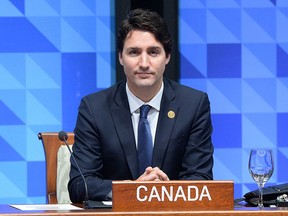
[{"left": 112, "top": 180, "right": 234, "bottom": 212}]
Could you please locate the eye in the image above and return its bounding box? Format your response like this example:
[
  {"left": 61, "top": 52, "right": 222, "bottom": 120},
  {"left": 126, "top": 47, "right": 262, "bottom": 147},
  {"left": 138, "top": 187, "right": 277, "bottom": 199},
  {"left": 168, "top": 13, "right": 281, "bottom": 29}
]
[
  {"left": 149, "top": 49, "right": 160, "bottom": 56},
  {"left": 127, "top": 49, "right": 139, "bottom": 56}
]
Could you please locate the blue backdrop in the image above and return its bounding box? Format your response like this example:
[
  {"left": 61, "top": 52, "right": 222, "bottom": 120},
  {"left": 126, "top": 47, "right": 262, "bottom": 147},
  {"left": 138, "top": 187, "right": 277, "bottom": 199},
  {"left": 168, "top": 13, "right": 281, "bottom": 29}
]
[
  {"left": 0, "top": 0, "right": 115, "bottom": 204},
  {"left": 0, "top": 0, "right": 288, "bottom": 204},
  {"left": 179, "top": 0, "right": 288, "bottom": 199}
]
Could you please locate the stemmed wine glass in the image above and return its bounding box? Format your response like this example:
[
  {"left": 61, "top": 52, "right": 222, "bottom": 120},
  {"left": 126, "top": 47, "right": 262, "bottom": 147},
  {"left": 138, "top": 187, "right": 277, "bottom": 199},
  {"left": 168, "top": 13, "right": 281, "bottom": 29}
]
[{"left": 248, "top": 149, "right": 274, "bottom": 207}]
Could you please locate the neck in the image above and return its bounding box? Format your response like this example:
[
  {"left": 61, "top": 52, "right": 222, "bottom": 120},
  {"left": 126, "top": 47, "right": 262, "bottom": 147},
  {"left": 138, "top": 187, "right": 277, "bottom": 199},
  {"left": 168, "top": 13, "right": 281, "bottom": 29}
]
[{"left": 128, "top": 82, "right": 162, "bottom": 103}]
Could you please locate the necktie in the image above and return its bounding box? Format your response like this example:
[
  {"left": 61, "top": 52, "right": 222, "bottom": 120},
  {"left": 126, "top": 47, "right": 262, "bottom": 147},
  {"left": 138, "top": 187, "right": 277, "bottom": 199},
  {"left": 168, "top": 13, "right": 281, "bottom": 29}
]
[{"left": 137, "top": 105, "right": 153, "bottom": 175}]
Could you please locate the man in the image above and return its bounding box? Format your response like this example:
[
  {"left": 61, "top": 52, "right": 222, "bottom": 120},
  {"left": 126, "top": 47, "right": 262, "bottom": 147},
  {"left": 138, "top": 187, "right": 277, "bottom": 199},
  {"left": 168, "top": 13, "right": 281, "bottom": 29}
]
[{"left": 68, "top": 8, "right": 214, "bottom": 203}]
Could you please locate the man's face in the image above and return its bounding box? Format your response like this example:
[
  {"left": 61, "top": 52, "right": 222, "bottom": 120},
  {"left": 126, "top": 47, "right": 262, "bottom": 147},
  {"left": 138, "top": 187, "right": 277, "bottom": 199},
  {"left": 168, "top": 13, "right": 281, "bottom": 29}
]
[{"left": 119, "top": 30, "right": 170, "bottom": 95}]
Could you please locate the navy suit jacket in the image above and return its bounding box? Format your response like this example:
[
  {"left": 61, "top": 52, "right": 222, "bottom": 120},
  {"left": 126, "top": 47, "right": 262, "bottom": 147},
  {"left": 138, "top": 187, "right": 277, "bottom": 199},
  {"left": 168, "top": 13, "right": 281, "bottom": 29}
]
[{"left": 68, "top": 79, "right": 214, "bottom": 203}]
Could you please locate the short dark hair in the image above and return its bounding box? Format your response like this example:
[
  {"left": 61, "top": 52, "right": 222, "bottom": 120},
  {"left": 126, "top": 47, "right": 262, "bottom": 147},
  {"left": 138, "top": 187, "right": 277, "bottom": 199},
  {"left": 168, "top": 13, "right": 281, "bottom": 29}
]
[{"left": 117, "top": 8, "right": 172, "bottom": 57}]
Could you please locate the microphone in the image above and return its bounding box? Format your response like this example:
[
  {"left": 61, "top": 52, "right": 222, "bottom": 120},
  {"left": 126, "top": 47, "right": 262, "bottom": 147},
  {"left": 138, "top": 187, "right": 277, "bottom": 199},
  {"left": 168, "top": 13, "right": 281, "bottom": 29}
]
[{"left": 58, "top": 131, "right": 107, "bottom": 209}]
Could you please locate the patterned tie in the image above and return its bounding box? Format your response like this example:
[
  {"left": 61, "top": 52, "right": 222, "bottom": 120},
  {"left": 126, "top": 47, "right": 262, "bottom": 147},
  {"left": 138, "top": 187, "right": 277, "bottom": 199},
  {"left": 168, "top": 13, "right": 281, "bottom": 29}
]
[{"left": 137, "top": 105, "right": 153, "bottom": 175}]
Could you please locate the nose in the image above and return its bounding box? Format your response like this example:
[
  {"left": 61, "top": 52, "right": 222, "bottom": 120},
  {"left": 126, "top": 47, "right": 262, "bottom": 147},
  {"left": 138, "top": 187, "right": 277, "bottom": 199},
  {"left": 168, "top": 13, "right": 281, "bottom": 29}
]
[{"left": 139, "top": 53, "right": 150, "bottom": 69}]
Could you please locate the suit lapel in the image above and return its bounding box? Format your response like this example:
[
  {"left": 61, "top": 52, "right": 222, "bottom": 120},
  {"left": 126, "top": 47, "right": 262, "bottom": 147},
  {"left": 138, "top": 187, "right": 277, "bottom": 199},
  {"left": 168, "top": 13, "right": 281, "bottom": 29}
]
[
  {"left": 153, "top": 80, "right": 179, "bottom": 168},
  {"left": 110, "top": 82, "right": 139, "bottom": 179}
]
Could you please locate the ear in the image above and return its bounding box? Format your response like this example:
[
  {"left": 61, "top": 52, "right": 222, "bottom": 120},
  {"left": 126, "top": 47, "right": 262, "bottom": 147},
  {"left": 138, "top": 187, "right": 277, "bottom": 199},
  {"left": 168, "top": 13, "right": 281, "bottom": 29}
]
[
  {"left": 165, "top": 54, "right": 171, "bottom": 65},
  {"left": 119, "top": 52, "right": 123, "bottom": 65}
]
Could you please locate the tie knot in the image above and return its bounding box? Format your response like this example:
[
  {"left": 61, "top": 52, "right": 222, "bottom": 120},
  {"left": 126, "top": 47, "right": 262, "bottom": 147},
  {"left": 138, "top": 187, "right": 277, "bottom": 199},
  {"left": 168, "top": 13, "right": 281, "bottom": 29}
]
[{"left": 140, "top": 105, "right": 151, "bottom": 119}]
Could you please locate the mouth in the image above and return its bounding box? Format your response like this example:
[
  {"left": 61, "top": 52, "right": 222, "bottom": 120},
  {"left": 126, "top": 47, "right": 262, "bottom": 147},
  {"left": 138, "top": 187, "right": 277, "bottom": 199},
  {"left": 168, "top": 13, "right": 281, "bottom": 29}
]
[{"left": 136, "top": 72, "right": 152, "bottom": 78}]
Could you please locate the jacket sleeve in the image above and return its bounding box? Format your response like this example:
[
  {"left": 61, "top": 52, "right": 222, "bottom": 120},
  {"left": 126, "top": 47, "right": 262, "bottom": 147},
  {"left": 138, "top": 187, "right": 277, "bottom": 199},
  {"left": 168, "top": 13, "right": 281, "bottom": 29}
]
[
  {"left": 68, "top": 96, "right": 112, "bottom": 203},
  {"left": 179, "top": 92, "right": 214, "bottom": 180}
]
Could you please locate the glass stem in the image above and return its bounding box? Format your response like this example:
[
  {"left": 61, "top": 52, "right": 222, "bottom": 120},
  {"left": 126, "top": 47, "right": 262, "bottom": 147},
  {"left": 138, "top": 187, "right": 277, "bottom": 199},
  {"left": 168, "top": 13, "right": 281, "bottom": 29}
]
[{"left": 258, "top": 182, "right": 264, "bottom": 207}]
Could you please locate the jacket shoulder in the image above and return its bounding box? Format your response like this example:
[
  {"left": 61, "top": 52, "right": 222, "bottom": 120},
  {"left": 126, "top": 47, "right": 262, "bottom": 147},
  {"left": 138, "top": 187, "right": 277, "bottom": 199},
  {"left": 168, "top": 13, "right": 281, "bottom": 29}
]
[{"left": 165, "top": 79, "right": 206, "bottom": 97}]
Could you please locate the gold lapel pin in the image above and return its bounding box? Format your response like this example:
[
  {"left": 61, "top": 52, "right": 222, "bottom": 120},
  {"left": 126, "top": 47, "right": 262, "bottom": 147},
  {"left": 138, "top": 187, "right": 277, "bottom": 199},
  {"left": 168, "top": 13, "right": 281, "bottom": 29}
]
[{"left": 167, "top": 110, "right": 175, "bottom": 119}]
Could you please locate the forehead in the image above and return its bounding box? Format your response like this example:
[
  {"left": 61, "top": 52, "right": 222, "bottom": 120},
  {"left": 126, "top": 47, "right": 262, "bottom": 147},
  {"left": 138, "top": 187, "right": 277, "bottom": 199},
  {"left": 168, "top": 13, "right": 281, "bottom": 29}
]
[{"left": 123, "top": 30, "right": 163, "bottom": 49}]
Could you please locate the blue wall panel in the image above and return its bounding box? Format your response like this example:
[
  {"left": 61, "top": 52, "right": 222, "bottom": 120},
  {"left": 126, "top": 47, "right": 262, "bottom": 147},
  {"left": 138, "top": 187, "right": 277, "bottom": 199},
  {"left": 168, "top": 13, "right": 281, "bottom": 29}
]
[
  {"left": 61, "top": 53, "right": 97, "bottom": 131},
  {"left": 0, "top": 0, "right": 115, "bottom": 204},
  {"left": 179, "top": 0, "right": 288, "bottom": 199}
]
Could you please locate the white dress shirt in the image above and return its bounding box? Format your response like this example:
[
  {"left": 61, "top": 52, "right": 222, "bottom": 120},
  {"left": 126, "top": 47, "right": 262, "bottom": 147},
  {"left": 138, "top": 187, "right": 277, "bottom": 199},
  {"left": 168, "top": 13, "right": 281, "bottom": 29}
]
[{"left": 126, "top": 82, "right": 163, "bottom": 148}]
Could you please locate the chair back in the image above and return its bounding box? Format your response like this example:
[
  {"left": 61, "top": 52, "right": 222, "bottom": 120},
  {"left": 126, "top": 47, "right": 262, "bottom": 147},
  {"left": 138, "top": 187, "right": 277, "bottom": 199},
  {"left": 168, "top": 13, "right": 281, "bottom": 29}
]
[{"left": 38, "top": 132, "right": 74, "bottom": 204}]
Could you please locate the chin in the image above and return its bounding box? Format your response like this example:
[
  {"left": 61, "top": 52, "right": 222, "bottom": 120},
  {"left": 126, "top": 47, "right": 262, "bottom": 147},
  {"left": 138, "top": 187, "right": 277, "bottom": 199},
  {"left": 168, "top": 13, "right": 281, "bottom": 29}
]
[{"left": 135, "top": 80, "right": 155, "bottom": 87}]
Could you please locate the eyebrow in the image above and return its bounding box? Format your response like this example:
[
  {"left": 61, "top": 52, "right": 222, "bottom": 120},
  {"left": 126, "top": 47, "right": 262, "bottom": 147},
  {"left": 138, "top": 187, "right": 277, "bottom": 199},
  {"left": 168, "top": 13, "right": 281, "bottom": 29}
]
[{"left": 126, "top": 46, "right": 162, "bottom": 50}]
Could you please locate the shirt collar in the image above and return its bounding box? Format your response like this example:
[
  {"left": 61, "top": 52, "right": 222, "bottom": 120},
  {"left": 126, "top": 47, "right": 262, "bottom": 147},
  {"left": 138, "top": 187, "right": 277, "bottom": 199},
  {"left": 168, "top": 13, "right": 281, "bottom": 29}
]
[{"left": 126, "top": 82, "right": 164, "bottom": 114}]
